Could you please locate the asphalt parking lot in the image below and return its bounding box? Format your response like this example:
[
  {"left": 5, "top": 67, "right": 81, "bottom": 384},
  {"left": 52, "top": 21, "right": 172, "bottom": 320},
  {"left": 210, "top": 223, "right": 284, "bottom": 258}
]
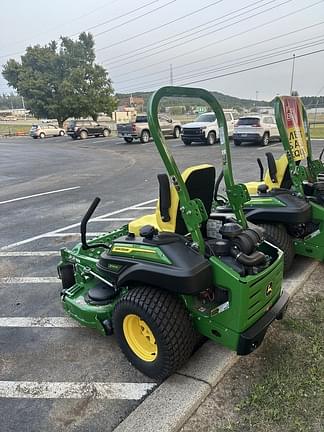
[{"left": 1, "top": 134, "right": 323, "bottom": 432}]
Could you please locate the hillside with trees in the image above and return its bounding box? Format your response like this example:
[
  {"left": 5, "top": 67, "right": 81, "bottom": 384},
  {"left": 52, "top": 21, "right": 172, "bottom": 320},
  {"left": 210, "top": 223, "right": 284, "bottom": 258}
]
[{"left": 116, "top": 91, "right": 324, "bottom": 112}]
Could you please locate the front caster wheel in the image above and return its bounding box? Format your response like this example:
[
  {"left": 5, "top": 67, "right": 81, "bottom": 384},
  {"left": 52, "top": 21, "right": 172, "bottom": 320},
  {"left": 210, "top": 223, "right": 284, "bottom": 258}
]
[{"left": 113, "top": 287, "right": 196, "bottom": 380}]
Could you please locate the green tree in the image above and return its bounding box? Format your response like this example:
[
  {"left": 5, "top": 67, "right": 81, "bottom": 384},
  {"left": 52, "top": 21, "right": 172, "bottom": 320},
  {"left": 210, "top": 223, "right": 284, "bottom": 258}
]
[{"left": 2, "top": 33, "right": 117, "bottom": 127}]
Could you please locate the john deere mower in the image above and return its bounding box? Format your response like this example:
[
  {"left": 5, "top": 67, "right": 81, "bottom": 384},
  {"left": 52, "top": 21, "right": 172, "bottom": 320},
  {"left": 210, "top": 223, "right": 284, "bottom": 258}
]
[
  {"left": 215, "top": 95, "right": 324, "bottom": 272},
  {"left": 245, "top": 95, "right": 324, "bottom": 196},
  {"left": 58, "top": 86, "right": 287, "bottom": 380}
]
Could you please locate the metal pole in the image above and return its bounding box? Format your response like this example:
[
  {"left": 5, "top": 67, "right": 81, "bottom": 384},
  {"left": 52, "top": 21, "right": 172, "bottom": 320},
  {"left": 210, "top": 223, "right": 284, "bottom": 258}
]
[
  {"left": 21, "top": 96, "right": 26, "bottom": 120},
  {"left": 290, "top": 54, "right": 296, "bottom": 95}
]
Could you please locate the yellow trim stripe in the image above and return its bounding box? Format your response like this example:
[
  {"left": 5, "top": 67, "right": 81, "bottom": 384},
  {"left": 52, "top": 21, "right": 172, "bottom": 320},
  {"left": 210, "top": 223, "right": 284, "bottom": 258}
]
[{"left": 111, "top": 246, "right": 156, "bottom": 254}]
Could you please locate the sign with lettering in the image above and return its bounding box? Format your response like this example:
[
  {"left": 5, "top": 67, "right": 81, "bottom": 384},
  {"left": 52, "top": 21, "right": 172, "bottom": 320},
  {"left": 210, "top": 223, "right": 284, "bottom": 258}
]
[{"left": 280, "top": 96, "right": 308, "bottom": 161}]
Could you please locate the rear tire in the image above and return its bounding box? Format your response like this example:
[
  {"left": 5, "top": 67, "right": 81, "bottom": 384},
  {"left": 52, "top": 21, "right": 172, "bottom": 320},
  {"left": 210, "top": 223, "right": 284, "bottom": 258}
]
[
  {"left": 234, "top": 140, "right": 241, "bottom": 146},
  {"left": 261, "top": 132, "right": 270, "bottom": 146},
  {"left": 173, "top": 126, "right": 181, "bottom": 139},
  {"left": 103, "top": 128, "right": 110, "bottom": 137},
  {"left": 182, "top": 139, "right": 191, "bottom": 146},
  {"left": 140, "top": 130, "right": 150, "bottom": 143},
  {"left": 124, "top": 137, "right": 134, "bottom": 143},
  {"left": 59, "top": 130, "right": 65, "bottom": 136},
  {"left": 206, "top": 131, "right": 216, "bottom": 145},
  {"left": 80, "top": 130, "right": 88, "bottom": 140},
  {"left": 113, "top": 286, "right": 197, "bottom": 380},
  {"left": 259, "top": 223, "right": 295, "bottom": 273}
]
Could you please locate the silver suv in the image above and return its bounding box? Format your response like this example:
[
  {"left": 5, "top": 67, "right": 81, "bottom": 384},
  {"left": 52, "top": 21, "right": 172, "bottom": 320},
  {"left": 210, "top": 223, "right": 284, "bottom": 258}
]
[
  {"left": 30, "top": 124, "right": 65, "bottom": 139},
  {"left": 233, "top": 115, "right": 280, "bottom": 146}
]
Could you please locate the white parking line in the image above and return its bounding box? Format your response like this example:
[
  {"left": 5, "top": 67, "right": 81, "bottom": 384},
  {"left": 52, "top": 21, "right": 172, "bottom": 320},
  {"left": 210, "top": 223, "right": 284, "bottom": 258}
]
[
  {"left": 1, "top": 198, "right": 157, "bottom": 250},
  {"left": 0, "top": 381, "right": 155, "bottom": 400},
  {"left": 0, "top": 186, "right": 80, "bottom": 205},
  {"left": 0, "top": 277, "right": 59, "bottom": 284},
  {"left": 257, "top": 143, "right": 280, "bottom": 150},
  {"left": 128, "top": 207, "right": 155, "bottom": 210},
  {"left": 0, "top": 251, "right": 59, "bottom": 256},
  {"left": 93, "top": 218, "right": 132, "bottom": 222},
  {"left": 42, "top": 233, "right": 106, "bottom": 237},
  {"left": 0, "top": 317, "right": 80, "bottom": 328}
]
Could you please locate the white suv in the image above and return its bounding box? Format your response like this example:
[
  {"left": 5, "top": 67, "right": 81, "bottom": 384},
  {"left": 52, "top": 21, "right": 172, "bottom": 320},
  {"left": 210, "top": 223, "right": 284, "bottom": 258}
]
[
  {"left": 233, "top": 115, "right": 280, "bottom": 146},
  {"left": 181, "top": 111, "right": 235, "bottom": 145}
]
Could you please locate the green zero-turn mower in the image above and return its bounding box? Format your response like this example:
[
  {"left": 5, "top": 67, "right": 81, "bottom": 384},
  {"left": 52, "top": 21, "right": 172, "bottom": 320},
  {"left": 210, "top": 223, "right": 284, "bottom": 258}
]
[
  {"left": 58, "top": 86, "right": 288, "bottom": 380},
  {"left": 245, "top": 95, "right": 324, "bottom": 195},
  {"left": 215, "top": 95, "right": 324, "bottom": 273}
]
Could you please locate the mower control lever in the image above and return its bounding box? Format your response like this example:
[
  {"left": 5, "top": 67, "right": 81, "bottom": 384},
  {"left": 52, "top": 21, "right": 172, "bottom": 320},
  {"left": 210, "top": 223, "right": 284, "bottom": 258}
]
[
  {"left": 81, "top": 197, "right": 101, "bottom": 250},
  {"left": 319, "top": 148, "right": 324, "bottom": 162},
  {"left": 257, "top": 158, "right": 264, "bottom": 181}
]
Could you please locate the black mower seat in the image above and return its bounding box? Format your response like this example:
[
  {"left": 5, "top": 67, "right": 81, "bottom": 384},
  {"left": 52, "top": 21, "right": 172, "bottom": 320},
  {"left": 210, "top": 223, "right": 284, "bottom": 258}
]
[
  {"left": 128, "top": 164, "right": 216, "bottom": 236},
  {"left": 245, "top": 153, "right": 291, "bottom": 194},
  {"left": 243, "top": 190, "right": 312, "bottom": 224}
]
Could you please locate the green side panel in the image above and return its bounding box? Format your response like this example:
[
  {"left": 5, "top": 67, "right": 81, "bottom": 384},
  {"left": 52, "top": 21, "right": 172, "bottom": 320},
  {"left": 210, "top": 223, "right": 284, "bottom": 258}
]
[
  {"left": 183, "top": 244, "right": 284, "bottom": 351},
  {"left": 293, "top": 202, "right": 324, "bottom": 260}
]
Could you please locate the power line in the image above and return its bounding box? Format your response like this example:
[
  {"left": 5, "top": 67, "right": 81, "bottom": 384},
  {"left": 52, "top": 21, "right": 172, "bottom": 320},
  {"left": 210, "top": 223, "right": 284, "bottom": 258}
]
[
  {"left": 118, "top": 47, "right": 324, "bottom": 92},
  {"left": 0, "top": 0, "right": 174, "bottom": 61},
  {"left": 181, "top": 48, "right": 324, "bottom": 86},
  {"left": 92, "top": 0, "right": 178, "bottom": 38},
  {"left": 69, "top": 0, "right": 156, "bottom": 37},
  {"left": 119, "top": 37, "right": 324, "bottom": 93},
  {"left": 107, "top": 0, "right": 323, "bottom": 78},
  {"left": 96, "top": 0, "right": 225, "bottom": 52},
  {"left": 106, "top": 0, "right": 322, "bottom": 70},
  {"left": 0, "top": 0, "right": 120, "bottom": 59},
  {"left": 105, "top": 0, "right": 278, "bottom": 65},
  {"left": 117, "top": 37, "right": 324, "bottom": 92},
  {"left": 115, "top": 23, "right": 324, "bottom": 87}
]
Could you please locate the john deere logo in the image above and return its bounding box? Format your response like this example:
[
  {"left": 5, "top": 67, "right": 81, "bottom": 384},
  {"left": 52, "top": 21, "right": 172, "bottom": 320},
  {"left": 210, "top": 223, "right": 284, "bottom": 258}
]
[{"left": 265, "top": 282, "right": 273, "bottom": 296}]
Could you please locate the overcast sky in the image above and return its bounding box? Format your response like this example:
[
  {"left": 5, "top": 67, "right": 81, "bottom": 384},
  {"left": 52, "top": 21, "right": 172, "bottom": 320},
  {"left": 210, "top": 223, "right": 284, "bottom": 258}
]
[{"left": 1, "top": 0, "right": 324, "bottom": 101}]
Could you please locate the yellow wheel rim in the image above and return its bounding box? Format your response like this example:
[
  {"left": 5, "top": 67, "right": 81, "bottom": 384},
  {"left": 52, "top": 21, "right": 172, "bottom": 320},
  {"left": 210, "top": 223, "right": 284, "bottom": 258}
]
[{"left": 123, "top": 314, "right": 158, "bottom": 362}]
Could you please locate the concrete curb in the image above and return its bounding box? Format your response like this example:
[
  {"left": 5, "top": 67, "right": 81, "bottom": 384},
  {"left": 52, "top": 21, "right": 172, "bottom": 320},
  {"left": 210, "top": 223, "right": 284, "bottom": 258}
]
[{"left": 114, "top": 257, "right": 319, "bottom": 432}]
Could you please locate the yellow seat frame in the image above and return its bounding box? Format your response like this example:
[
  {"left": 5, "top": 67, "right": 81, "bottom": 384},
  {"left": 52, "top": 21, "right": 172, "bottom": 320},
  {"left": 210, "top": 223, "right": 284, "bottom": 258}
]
[
  {"left": 128, "top": 164, "right": 214, "bottom": 235},
  {"left": 245, "top": 154, "right": 288, "bottom": 194}
]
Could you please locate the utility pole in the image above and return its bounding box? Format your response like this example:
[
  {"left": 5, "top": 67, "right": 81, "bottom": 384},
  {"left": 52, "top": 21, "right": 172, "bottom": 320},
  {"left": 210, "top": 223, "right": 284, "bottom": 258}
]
[
  {"left": 170, "top": 64, "right": 173, "bottom": 86},
  {"left": 290, "top": 53, "right": 296, "bottom": 95},
  {"left": 254, "top": 90, "right": 259, "bottom": 111},
  {"left": 21, "top": 96, "right": 26, "bottom": 120}
]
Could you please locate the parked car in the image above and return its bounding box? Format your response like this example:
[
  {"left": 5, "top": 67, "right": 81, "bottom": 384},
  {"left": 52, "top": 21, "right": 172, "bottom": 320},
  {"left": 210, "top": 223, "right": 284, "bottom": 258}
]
[
  {"left": 117, "top": 114, "right": 181, "bottom": 143},
  {"left": 233, "top": 115, "right": 280, "bottom": 146},
  {"left": 181, "top": 111, "right": 235, "bottom": 145},
  {"left": 29, "top": 124, "right": 65, "bottom": 139},
  {"left": 67, "top": 120, "right": 111, "bottom": 140}
]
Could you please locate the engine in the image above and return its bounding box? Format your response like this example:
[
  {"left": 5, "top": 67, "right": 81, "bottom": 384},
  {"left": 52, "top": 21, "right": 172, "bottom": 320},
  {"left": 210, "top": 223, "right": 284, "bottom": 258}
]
[{"left": 206, "top": 221, "right": 270, "bottom": 276}]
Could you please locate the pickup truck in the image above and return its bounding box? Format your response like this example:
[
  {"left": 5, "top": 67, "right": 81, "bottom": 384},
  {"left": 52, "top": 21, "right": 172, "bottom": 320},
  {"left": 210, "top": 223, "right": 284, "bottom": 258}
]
[
  {"left": 117, "top": 114, "right": 182, "bottom": 143},
  {"left": 181, "top": 111, "right": 235, "bottom": 145}
]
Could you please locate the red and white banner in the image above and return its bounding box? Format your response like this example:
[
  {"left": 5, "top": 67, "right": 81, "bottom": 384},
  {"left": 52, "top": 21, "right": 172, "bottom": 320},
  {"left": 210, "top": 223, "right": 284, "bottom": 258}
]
[{"left": 280, "top": 96, "right": 308, "bottom": 161}]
